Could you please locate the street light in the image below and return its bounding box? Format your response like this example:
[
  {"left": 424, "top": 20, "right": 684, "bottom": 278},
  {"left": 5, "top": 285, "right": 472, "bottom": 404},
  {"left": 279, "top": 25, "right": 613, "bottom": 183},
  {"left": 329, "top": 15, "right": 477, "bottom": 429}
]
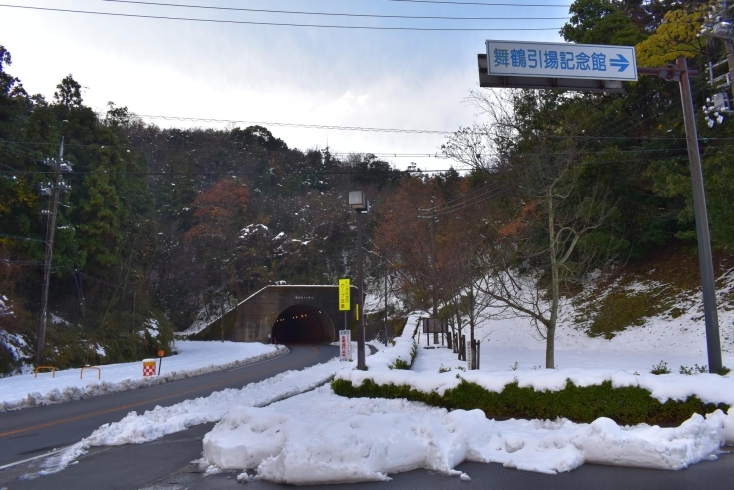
[{"left": 349, "top": 190, "right": 368, "bottom": 370}]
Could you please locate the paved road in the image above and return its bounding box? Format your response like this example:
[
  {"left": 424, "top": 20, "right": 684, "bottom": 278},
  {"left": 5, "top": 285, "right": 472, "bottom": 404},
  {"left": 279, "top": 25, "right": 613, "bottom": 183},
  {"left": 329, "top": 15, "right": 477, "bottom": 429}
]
[
  {"left": 0, "top": 344, "right": 337, "bottom": 468},
  {"left": 3, "top": 421, "right": 731, "bottom": 490}
]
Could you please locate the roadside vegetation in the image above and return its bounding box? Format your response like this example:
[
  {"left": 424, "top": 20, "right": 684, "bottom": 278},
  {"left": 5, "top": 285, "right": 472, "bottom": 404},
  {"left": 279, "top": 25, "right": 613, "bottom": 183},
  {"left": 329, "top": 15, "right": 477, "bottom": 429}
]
[{"left": 332, "top": 377, "right": 730, "bottom": 426}]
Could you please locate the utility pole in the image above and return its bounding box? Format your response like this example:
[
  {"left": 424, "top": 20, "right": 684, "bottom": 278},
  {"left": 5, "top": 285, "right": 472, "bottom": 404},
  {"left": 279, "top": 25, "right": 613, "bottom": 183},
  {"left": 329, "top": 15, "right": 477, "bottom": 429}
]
[
  {"left": 36, "top": 138, "right": 72, "bottom": 366},
  {"left": 384, "top": 261, "right": 388, "bottom": 347},
  {"left": 429, "top": 198, "right": 439, "bottom": 343},
  {"left": 717, "top": 0, "right": 734, "bottom": 98},
  {"left": 701, "top": 1, "right": 734, "bottom": 117}
]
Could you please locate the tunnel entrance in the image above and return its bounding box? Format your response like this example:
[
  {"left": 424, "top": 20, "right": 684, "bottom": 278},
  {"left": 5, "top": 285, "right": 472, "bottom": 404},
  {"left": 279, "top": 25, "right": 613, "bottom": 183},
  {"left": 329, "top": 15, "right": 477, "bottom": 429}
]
[{"left": 271, "top": 304, "right": 335, "bottom": 344}]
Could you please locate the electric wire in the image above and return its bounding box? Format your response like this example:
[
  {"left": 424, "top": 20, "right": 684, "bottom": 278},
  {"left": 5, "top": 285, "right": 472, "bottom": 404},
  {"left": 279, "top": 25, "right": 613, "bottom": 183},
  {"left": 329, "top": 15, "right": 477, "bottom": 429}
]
[
  {"left": 0, "top": 233, "right": 45, "bottom": 243},
  {"left": 0, "top": 138, "right": 702, "bottom": 156},
  {"left": 1, "top": 104, "right": 732, "bottom": 140},
  {"left": 97, "top": 0, "right": 571, "bottom": 20},
  {"left": 389, "top": 0, "right": 570, "bottom": 6},
  {"left": 434, "top": 87, "right": 715, "bottom": 217},
  {"left": 420, "top": 187, "right": 504, "bottom": 219},
  {"left": 587, "top": 84, "right": 709, "bottom": 139},
  {"left": 0, "top": 4, "right": 563, "bottom": 31},
  {"left": 421, "top": 182, "right": 500, "bottom": 211},
  {"left": 425, "top": 189, "right": 501, "bottom": 218}
]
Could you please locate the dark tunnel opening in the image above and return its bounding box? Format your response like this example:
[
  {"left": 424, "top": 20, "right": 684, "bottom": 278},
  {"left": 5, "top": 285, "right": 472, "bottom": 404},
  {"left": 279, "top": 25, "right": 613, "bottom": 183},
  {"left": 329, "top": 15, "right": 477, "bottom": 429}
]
[{"left": 271, "top": 304, "right": 334, "bottom": 344}]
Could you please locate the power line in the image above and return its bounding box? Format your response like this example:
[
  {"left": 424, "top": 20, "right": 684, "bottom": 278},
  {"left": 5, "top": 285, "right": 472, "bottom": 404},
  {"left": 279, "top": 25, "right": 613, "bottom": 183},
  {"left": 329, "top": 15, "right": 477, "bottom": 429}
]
[
  {"left": 4, "top": 138, "right": 702, "bottom": 156},
  {"left": 1, "top": 259, "right": 44, "bottom": 266},
  {"left": 0, "top": 233, "right": 46, "bottom": 244},
  {"left": 134, "top": 114, "right": 459, "bottom": 133},
  {"left": 389, "top": 0, "right": 570, "bottom": 6},
  {"left": 420, "top": 187, "right": 504, "bottom": 218},
  {"left": 1, "top": 153, "right": 700, "bottom": 179},
  {"left": 427, "top": 181, "right": 500, "bottom": 209},
  {"left": 98, "top": 0, "right": 571, "bottom": 20},
  {"left": 432, "top": 182, "right": 499, "bottom": 209},
  {"left": 0, "top": 4, "right": 563, "bottom": 31},
  {"left": 0, "top": 168, "right": 461, "bottom": 177},
  {"left": 1, "top": 104, "right": 728, "bottom": 139}
]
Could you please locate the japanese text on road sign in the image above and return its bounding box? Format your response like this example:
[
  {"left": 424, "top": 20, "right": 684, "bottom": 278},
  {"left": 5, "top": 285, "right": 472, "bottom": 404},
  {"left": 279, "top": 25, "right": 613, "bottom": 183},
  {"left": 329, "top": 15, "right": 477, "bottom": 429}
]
[
  {"left": 339, "top": 330, "right": 352, "bottom": 361},
  {"left": 486, "top": 40, "right": 637, "bottom": 81},
  {"left": 339, "top": 278, "right": 350, "bottom": 311}
]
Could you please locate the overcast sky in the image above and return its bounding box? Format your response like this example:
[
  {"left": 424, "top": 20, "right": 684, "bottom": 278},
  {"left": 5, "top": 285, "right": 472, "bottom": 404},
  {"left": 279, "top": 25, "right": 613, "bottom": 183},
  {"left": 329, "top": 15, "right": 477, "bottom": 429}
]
[{"left": 0, "top": 0, "right": 570, "bottom": 171}]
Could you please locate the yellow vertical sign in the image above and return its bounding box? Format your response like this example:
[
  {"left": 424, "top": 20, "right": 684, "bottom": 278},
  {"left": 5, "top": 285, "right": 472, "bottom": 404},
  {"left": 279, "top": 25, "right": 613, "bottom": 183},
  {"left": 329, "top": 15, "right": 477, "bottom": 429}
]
[{"left": 339, "top": 278, "right": 350, "bottom": 311}]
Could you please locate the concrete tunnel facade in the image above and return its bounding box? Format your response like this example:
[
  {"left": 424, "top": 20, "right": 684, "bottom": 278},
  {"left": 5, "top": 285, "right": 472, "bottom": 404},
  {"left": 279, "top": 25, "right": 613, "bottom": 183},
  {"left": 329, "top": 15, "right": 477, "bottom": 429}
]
[{"left": 193, "top": 285, "right": 358, "bottom": 344}]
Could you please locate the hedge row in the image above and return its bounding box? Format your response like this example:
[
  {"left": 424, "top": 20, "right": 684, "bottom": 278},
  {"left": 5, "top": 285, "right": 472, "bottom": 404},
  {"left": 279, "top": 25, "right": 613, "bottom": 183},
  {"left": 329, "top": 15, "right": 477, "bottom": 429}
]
[{"left": 331, "top": 377, "right": 730, "bottom": 425}]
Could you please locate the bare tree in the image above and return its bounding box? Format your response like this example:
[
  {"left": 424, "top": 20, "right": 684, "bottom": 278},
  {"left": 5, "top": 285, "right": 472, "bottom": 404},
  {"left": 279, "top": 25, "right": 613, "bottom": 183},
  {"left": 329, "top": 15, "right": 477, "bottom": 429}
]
[{"left": 446, "top": 89, "right": 620, "bottom": 369}]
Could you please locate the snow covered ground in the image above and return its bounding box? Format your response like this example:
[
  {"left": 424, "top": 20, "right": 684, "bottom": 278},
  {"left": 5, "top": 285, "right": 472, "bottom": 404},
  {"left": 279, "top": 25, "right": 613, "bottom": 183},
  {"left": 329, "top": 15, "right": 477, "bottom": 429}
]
[
  {"left": 25, "top": 285, "right": 734, "bottom": 484},
  {"left": 200, "top": 311, "right": 734, "bottom": 484},
  {"left": 0, "top": 341, "right": 283, "bottom": 412}
]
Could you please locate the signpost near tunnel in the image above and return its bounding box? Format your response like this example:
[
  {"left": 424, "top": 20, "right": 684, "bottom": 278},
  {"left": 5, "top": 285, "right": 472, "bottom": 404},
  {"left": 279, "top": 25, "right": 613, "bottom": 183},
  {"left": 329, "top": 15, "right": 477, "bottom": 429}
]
[{"left": 478, "top": 41, "right": 723, "bottom": 373}]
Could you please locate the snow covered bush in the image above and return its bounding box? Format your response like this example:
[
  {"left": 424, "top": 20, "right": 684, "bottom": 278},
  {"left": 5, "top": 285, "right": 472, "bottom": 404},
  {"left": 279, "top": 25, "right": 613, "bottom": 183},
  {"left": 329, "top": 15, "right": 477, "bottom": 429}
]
[{"left": 332, "top": 378, "right": 730, "bottom": 426}]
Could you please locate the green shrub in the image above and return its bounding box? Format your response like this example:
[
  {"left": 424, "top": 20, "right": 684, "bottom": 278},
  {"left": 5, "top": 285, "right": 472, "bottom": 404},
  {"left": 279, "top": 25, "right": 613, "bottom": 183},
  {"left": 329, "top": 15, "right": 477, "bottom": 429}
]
[
  {"left": 331, "top": 378, "right": 729, "bottom": 426},
  {"left": 651, "top": 360, "right": 671, "bottom": 375},
  {"left": 389, "top": 358, "right": 410, "bottom": 370},
  {"left": 679, "top": 364, "right": 707, "bottom": 375}
]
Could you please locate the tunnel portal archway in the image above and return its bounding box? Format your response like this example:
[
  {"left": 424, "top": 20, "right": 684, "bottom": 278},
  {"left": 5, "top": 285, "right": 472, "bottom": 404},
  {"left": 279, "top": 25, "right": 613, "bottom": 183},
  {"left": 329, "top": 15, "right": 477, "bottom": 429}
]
[
  {"left": 271, "top": 304, "right": 335, "bottom": 344},
  {"left": 192, "top": 285, "right": 355, "bottom": 343}
]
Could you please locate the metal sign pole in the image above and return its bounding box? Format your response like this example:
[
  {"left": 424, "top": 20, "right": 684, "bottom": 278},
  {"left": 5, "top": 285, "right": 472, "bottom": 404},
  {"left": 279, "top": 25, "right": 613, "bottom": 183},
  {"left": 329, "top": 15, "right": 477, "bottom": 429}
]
[{"left": 676, "top": 57, "right": 723, "bottom": 373}]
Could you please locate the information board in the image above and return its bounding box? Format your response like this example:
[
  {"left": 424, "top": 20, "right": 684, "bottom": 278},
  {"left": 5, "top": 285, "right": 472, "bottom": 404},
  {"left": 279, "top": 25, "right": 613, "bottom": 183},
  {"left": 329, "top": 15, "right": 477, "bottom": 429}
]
[{"left": 422, "top": 318, "right": 446, "bottom": 334}]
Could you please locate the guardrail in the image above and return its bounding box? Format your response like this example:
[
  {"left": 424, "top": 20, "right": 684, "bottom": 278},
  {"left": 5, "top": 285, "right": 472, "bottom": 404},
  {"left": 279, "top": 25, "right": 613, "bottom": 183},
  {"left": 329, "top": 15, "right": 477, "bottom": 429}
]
[
  {"left": 34, "top": 366, "right": 56, "bottom": 378},
  {"left": 80, "top": 366, "right": 101, "bottom": 379}
]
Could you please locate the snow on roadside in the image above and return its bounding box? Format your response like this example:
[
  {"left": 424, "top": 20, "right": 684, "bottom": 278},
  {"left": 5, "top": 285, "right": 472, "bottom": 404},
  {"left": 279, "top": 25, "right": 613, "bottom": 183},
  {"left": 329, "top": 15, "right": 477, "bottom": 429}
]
[
  {"left": 196, "top": 310, "right": 734, "bottom": 483},
  {"left": 36, "top": 306, "right": 734, "bottom": 483},
  {"left": 38, "top": 355, "right": 352, "bottom": 475},
  {"left": 0, "top": 341, "right": 284, "bottom": 412},
  {"left": 37, "top": 330, "right": 412, "bottom": 476},
  {"left": 202, "top": 386, "right": 734, "bottom": 484}
]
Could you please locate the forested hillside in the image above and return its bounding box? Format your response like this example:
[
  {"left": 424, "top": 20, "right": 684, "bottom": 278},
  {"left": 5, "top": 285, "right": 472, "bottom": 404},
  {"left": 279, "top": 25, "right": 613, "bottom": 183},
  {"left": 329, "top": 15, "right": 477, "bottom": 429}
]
[
  {"left": 0, "top": 44, "right": 404, "bottom": 372},
  {"left": 2, "top": 0, "right": 734, "bottom": 374}
]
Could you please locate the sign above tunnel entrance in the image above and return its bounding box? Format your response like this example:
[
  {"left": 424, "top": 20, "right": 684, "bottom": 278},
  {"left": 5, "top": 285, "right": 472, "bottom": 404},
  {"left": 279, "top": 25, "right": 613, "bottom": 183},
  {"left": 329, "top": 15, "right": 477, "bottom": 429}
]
[{"left": 485, "top": 40, "right": 637, "bottom": 81}]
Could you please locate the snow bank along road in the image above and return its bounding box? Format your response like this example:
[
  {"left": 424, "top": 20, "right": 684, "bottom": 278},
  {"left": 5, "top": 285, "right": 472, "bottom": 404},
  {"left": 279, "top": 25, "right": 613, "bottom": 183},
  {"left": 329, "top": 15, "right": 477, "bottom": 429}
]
[{"left": 0, "top": 344, "right": 336, "bottom": 469}]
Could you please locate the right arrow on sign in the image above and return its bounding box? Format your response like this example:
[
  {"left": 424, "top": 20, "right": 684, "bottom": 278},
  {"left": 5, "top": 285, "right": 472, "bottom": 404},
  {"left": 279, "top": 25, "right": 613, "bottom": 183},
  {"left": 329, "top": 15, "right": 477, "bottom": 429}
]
[{"left": 609, "top": 54, "right": 630, "bottom": 72}]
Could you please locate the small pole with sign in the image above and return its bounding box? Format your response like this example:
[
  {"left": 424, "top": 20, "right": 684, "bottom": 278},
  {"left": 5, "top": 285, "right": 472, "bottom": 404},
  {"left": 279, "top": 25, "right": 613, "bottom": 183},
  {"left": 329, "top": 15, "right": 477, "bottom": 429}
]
[
  {"left": 157, "top": 349, "right": 165, "bottom": 376},
  {"left": 338, "top": 278, "right": 351, "bottom": 361}
]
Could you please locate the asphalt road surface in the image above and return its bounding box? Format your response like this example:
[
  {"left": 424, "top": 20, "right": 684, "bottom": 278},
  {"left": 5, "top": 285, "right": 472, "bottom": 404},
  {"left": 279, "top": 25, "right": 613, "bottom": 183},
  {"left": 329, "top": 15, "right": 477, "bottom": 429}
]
[
  {"left": 1, "top": 343, "right": 732, "bottom": 490},
  {"left": 0, "top": 344, "right": 336, "bottom": 469}
]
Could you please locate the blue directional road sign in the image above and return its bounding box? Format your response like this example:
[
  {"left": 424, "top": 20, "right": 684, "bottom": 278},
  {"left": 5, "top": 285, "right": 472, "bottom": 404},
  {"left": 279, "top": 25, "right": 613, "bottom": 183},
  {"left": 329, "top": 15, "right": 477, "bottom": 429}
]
[{"left": 485, "top": 40, "right": 637, "bottom": 82}]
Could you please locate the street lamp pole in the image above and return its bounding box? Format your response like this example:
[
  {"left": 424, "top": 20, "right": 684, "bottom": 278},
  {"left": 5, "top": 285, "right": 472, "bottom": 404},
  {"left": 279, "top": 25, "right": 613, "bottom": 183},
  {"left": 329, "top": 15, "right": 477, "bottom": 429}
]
[
  {"left": 356, "top": 208, "right": 366, "bottom": 370},
  {"left": 349, "top": 191, "right": 368, "bottom": 371}
]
